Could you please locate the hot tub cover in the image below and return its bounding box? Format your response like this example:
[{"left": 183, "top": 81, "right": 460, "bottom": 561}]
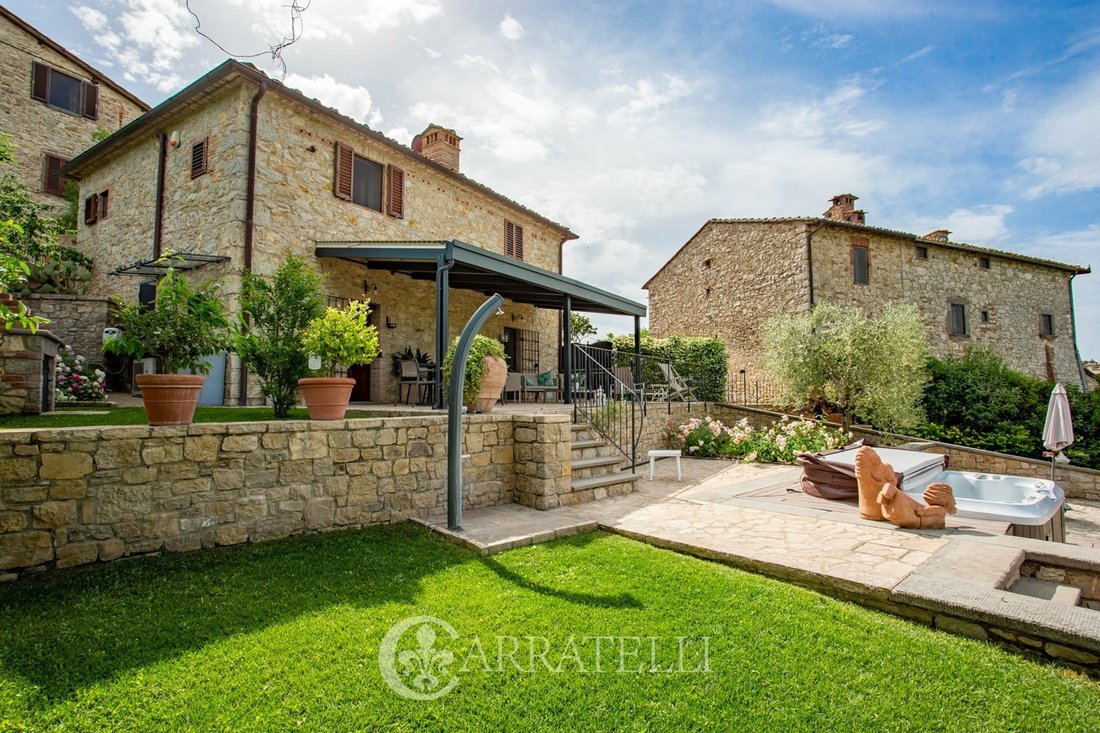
[{"left": 797, "top": 443, "right": 947, "bottom": 500}]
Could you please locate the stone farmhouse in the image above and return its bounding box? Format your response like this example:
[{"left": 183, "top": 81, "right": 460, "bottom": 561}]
[
  {"left": 0, "top": 5, "right": 148, "bottom": 209},
  {"left": 645, "top": 194, "right": 1091, "bottom": 394},
  {"left": 63, "top": 59, "right": 645, "bottom": 406}
]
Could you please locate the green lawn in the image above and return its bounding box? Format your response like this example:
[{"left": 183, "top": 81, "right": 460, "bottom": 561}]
[
  {"left": 0, "top": 406, "right": 382, "bottom": 430},
  {"left": 1, "top": 525, "right": 1096, "bottom": 732}
]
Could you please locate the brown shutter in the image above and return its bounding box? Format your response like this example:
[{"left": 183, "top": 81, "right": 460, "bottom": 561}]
[
  {"left": 43, "top": 155, "right": 66, "bottom": 196},
  {"left": 515, "top": 224, "right": 524, "bottom": 259},
  {"left": 82, "top": 82, "right": 99, "bottom": 120},
  {"left": 83, "top": 194, "right": 98, "bottom": 225},
  {"left": 386, "top": 165, "right": 404, "bottom": 218},
  {"left": 504, "top": 221, "right": 514, "bottom": 257},
  {"left": 98, "top": 190, "right": 109, "bottom": 219},
  {"left": 333, "top": 142, "right": 353, "bottom": 200},
  {"left": 31, "top": 62, "right": 48, "bottom": 102},
  {"left": 190, "top": 138, "right": 208, "bottom": 179}
]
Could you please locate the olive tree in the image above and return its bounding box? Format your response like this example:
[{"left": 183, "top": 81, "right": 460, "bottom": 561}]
[{"left": 763, "top": 302, "right": 930, "bottom": 431}]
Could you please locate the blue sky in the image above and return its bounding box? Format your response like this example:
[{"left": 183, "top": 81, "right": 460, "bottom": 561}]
[{"left": 8, "top": 0, "right": 1099, "bottom": 357}]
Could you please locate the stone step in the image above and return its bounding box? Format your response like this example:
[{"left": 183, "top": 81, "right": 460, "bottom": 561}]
[
  {"left": 570, "top": 438, "right": 606, "bottom": 451},
  {"left": 1011, "top": 577, "right": 1082, "bottom": 606},
  {"left": 571, "top": 471, "right": 641, "bottom": 493},
  {"left": 570, "top": 454, "right": 628, "bottom": 480}
]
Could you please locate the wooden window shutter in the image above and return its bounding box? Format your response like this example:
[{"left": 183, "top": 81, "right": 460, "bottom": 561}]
[
  {"left": 504, "top": 221, "right": 525, "bottom": 259},
  {"left": 43, "top": 155, "right": 65, "bottom": 196},
  {"left": 190, "top": 138, "right": 208, "bottom": 179},
  {"left": 31, "top": 62, "right": 48, "bottom": 102},
  {"left": 98, "top": 190, "right": 109, "bottom": 219},
  {"left": 333, "top": 142, "right": 354, "bottom": 200},
  {"left": 386, "top": 165, "right": 404, "bottom": 218},
  {"left": 83, "top": 194, "right": 98, "bottom": 225},
  {"left": 81, "top": 82, "right": 99, "bottom": 120}
]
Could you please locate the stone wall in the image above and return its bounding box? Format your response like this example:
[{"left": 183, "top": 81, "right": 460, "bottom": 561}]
[
  {"left": 21, "top": 293, "right": 111, "bottom": 360},
  {"left": 646, "top": 218, "right": 1085, "bottom": 390},
  {"left": 0, "top": 10, "right": 146, "bottom": 211},
  {"left": 810, "top": 226, "right": 1082, "bottom": 385},
  {"left": 71, "top": 75, "right": 570, "bottom": 405},
  {"left": 646, "top": 220, "right": 811, "bottom": 390},
  {"left": 0, "top": 413, "right": 578, "bottom": 579},
  {"left": 0, "top": 327, "right": 61, "bottom": 415}
]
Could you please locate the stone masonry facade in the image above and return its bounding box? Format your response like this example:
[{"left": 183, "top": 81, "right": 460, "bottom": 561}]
[
  {"left": 0, "top": 7, "right": 146, "bottom": 211},
  {"left": 0, "top": 412, "right": 576, "bottom": 580},
  {"left": 70, "top": 65, "right": 573, "bottom": 406},
  {"left": 646, "top": 210, "right": 1088, "bottom": 389}
]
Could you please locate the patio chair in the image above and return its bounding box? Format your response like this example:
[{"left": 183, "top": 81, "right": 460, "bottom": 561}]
[
  {"left": 503, "top": 372, "right": 524, "bottom": 403},
  {"left": 657, "top": 362, "right": 696, "bottom": 401},
  {"left": 398, "top": 359, "right": 433, "bottom": 405},
  {"left": 612, "top": 367, "right": 650, "bottom": 401}
]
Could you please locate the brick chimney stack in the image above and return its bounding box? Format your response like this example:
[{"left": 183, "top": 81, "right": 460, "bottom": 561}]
[
  {"left": 412, "top": 124, "right": 462, "bottom": 173},
  {"left": 823, "top": 193, "right": 866, "bottom": 225},
  {"left": 922, "top": 229, "right": 950, "bottom": 242}
]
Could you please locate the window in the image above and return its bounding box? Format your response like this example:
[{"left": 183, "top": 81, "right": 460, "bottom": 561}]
[
  {"left": 1040, "top": 313, "right": 1054, "bottom": 337},
  {"left": 981, "top": 310, "right": 990, "bottom": 324},
  {"left": 31, "top": 62, "right": 98, "bottom": 119},
  {"left": 852, "top": 245, "right": 869, "bottom": 285},
  {"left": 505, "top": 220, "right": 524, "bottom": 259},
  {"left": 915, "top": 245, "right": 928, "bottom": 259},
  {"left": 332, "top": 142, "right": 401, "bottom": 215},
  {"left": 703, "top": 258, "right": 712, "bottom": 269},
  {"left": 949, "top": 303, "right": 968, "bottom": 336},
  {"left": 83, "top": 189, "right": 108, "bottom": 225},
  {"left": 42, "top": 154, "right": 68, "bottom": 196},
  {"left": 190, "top": 138, "right": 209, "bottom": 179},
  {"left": 978, "top": 257, "right": 990, "bottom": 269}
]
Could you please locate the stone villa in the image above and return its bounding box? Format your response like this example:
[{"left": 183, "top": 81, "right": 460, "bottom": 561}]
[
  {"left": 64, "top": 59, "right": 644, "bottom": 405},
  {"left": 645, "top": 194, "right": 1091, "bottom": 392},
  {"left": 0, "top": 5, "right": 147, "bottom": 209}
]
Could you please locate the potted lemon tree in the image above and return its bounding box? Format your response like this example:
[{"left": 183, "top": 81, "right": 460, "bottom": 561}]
[
  {"left": 441, "top": 334, "right": 507, "bottom": 413},
  {"left": 300, "top": 300, "right": 380, "bottom": 420},
  {"left": 102, "top": 267, "right": 229, "bottom": 425}
]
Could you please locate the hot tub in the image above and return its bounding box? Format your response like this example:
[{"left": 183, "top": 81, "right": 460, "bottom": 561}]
[{"left": 805, "top": 446, "right": 1066, "bottom": 541}]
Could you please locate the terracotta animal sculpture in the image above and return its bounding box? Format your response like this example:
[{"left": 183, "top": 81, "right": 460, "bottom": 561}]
[{"left": 853, "top": 446, "right": 957, "bottom": 529}]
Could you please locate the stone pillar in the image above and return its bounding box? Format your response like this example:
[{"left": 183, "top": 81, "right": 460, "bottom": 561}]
[{"left": 512, "top": 414, "right": 571, "bottom": 509}]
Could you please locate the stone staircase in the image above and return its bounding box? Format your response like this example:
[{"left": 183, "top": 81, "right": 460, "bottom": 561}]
[{"left": 567, "top": 423, "right": 641, "bottom": 504}]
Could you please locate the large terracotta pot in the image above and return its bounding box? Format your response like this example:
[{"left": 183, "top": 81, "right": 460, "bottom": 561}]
[
  {"left": 468, "top": 356, "right": 507, "bottom": 413},
  {"left": 136, "top": 374, "right": 205, "bottom": 426},
  {"left": 298, "top": 377, "right": 356, "bottom": 420}
]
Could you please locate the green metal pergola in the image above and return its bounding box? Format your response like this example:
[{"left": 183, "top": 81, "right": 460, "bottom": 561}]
[{"left": 314, "top": 239, "right": 647, "bottom": 407}]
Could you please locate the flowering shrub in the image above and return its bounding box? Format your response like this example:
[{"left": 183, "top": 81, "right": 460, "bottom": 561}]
[
  {"left": 664, "top": 415, "right": 851, "bottom": 464},
  {"left": 55, "top": 347, "right": 106, "bottom": 402}
]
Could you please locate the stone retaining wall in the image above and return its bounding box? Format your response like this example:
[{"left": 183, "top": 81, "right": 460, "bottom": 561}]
[
  {"left": 0, "top": 413, "right": 572, "bottom": 580},
  {"left": 0, "top": 327, "right": 61, "bottom": 415},
  {"left": 21, "top": 293, "right": 112, "bottom": 360}
]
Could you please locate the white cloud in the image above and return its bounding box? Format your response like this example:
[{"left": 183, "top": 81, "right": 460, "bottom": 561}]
[
  {"left": 499, "top": 15, "right": 525, "bottom": 41},
  {"left": 899, "top": 45, "right": 934, "bottom": 64},
  {"left": 1019, "top": 69, "right": 1100, "bottom": 198},
  {"left": 283, "top": 73, "right": 378, "bottom": 125},
  {"left": 456, "top": 54, "right": 500, "bottom": 74},
  {"left": 909, "top": 204, "right": 1015, "bottom": 244},
  {"left": 353, "top": 0, "right": 442, "bottom": 33}
]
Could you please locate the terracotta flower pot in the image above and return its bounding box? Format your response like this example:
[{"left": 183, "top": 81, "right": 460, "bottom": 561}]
[
  {"left": 136, "top": 374, "right": 205, "bottom": 426},
  {"left": 298, "top": 377, "right": 356, "bottom": 420},
  {"left": 468, "top": 356, "right": 507, "bottom": 413}
]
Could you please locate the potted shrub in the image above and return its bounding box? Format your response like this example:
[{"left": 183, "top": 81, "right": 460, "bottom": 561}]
[
  {"left": 102, "top": 267, "right": 229, "bottom": 425},
  {"left": 441, "top": 334, "right": 507, "bottom": 413},
  {"left": 233, "top": 254, "right": 325, "bottom": 418},
  {"left": 300, "top": 300, "right": 380, "bottom": 420}
]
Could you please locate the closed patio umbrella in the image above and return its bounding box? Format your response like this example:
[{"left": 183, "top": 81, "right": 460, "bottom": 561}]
[{"left": 1042, "top": 383, "right": 1074, "bottom": 480}]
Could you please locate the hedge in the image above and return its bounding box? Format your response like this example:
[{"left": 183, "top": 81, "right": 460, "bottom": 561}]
[{"left": 609, "top": 333, "right": 727, "bottom": 402}]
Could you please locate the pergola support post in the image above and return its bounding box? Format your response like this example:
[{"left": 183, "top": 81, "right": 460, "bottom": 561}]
[
  {"left": 433, "top": 249, "right": 454, "bottom": 409},
  {"left": 563, "top": 294, "right": 572, "bottom": 404}
]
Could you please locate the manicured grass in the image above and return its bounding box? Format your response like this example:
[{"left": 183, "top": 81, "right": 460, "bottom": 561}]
[
  {"left": 0, "top": 406, "right": 380, "bottom": 430},
  {"left": 1, "top": 525, "right": 1096, "bottom": 732}
]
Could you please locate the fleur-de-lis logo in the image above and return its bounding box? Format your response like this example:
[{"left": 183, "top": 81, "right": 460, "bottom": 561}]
[
  {"left": 379, "top": 616, "right": 460, "bottom": 700},
  {"left": 397, "top": 624, "right": 455, "bottom": 693}
]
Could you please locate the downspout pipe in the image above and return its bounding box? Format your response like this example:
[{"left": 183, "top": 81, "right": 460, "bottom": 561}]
[
  {"left": 152, "top": 132, "right": 167, "bottom": 259},
  {"left": 447, "top": 293, "right": 504, "bottom": 530},
  {"left": 1069, "top": 272, "right": 1087, "bottom": 390},
  {"left": 804, "top": 220, "right": 828, "bottom": 308},
  {"left": 434, "top": 243, "right": 456, "bottom": 409},
  {"left": 238, "top": 81, "right": 267, "bottom": 407}
]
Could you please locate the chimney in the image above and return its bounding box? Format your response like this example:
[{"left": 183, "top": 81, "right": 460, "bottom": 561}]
[
  {"left": 922, "top": 229, "right": 950, "bottom": 242},
  {"left": 412, "top": 124, "right": 462, "bottom": 173},
  {"left": 823, "top": 193, "right": 865, "bottom": 225}
]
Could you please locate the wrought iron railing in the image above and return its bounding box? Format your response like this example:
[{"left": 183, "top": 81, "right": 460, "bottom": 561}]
[{"left": 569, "top": 344, "right": 641, "bottom": 468}]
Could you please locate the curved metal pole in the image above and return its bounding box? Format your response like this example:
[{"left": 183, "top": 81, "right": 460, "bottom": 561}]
[{"left": 448, "top": 293, "right": 504, "bottom": 530}]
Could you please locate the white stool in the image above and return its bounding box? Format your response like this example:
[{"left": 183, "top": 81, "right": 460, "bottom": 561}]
[{"left": 648, "top": 449, "right": 682, "bottom": 481}]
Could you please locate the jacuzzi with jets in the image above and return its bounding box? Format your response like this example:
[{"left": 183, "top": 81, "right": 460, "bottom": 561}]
[{"left": 809, "top": 446, "right": 1066, "bottom": 541}]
